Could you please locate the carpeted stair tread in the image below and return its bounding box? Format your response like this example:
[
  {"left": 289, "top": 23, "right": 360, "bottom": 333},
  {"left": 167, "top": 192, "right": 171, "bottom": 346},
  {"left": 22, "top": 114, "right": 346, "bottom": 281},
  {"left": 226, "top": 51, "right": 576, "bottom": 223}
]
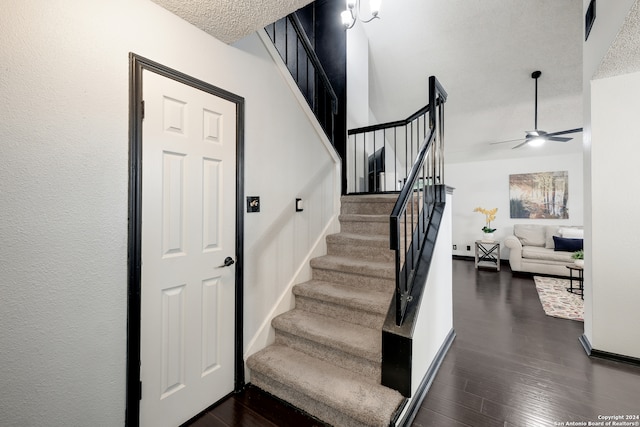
[
  {"left": 310, "top": 255, "right": 394, "bottom": 279},
  {"left": 272, "top": 309, "right": 380, "bottom": 361},
  {"left": 293, "top": 280, "right": 390, "bottom": 316},
  {"left": 338, "top": 213, "right": 390, "bottom": 223},
  {"left": 341, "top": 194, "right": 398, "bottom": 203},
  {"left": 247, "top": 344, "right": 404, "bottom": 427},
  {"left": 326, "top": 232, "right": 389, "bottom": 247}
]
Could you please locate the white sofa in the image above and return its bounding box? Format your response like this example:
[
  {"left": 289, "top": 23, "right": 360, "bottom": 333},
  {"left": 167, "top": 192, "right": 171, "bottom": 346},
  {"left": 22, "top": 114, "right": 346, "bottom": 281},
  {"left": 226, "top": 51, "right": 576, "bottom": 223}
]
[{"left": 504, "top": 224, "right": 583, "bottom": 277}]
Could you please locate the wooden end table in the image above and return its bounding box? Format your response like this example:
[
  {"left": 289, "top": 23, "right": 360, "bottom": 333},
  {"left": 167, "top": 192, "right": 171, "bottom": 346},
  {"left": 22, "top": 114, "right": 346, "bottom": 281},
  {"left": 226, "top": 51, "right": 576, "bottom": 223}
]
[{"left": 475, "top": 240, "right": 500, "bottom": 271}]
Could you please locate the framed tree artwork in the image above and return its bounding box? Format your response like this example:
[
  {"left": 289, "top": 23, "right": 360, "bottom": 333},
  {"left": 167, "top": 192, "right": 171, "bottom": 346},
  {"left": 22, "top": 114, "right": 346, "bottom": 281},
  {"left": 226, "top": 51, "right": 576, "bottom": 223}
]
[{"left": 509, "top": 171, "right": 569, "bottom": 219}]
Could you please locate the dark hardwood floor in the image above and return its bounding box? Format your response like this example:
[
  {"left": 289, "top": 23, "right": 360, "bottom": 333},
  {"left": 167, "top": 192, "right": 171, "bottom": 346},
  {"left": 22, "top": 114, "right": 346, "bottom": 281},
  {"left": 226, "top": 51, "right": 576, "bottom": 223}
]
[
  {"left": 184, "top": 384, "right": 328, "bottom": 427},
  {"left": 187, "top": 259, "right": 640, "bottom": 426}
]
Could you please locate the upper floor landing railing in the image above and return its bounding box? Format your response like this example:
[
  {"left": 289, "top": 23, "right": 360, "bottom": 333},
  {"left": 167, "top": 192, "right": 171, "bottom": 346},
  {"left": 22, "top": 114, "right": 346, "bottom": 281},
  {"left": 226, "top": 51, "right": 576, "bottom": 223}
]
[
  {"left": 265, "top": 14, "right": 338, "bottom": 145},
  {"left": 346, "top": 103, "right": 431, "bottom": 195}
]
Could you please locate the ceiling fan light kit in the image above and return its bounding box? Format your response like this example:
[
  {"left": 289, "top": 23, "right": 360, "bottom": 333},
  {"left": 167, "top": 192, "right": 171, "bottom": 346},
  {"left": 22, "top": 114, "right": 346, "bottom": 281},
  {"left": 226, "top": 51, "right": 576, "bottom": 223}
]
[
  {"left": 490, "top": 70, "right": 583, "bottom": 149},
  {"left": 528, "top": 137, "right": 545, "bottom": 147}
]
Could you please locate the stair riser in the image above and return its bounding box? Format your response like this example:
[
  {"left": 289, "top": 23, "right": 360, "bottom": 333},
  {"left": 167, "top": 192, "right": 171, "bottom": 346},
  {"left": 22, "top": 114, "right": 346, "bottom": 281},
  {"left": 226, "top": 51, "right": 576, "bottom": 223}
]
[
  {"left": 312, "top": 268, "right": 395, "bottom": 293},
  {"left": 274, "top": 331, "right": 381, "bottom": 385},
  {"left": 340, "top": 200, "right": 420, "bottom": 216},
  {"left": 295, "top": 295, "right": 386, "bottom": 330},
  {"left": 340, "top": 219, "right": 389, "bottom": 236},
  {"left": 327, "top": 241, "right": 395, "bottom": 263},
  {"left": 340, "top": 201, "right": 396, "bottom": 216},
  {"left": 250, "top": 373, "right": 372, "bottom": 427}
]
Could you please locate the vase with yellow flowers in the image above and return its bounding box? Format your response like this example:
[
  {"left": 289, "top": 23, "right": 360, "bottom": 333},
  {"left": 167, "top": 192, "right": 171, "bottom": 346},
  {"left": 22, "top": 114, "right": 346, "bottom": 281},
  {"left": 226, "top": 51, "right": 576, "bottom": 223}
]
[{"left": 473, "top": 207, "right": 498, "bottom": 242}]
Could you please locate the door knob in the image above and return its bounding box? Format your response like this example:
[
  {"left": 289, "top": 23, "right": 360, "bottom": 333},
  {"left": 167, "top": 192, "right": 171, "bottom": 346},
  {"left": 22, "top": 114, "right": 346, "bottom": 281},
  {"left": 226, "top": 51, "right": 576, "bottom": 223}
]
[{"left": 218, "top": 257, "right": 235, "bottom": 268}]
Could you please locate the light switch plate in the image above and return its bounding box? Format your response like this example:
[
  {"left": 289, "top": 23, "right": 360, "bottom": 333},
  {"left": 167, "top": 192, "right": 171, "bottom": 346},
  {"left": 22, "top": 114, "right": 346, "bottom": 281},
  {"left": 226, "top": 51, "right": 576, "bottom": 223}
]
[{"left": 247, "top": 196, "right": 260, "bottom": 213}]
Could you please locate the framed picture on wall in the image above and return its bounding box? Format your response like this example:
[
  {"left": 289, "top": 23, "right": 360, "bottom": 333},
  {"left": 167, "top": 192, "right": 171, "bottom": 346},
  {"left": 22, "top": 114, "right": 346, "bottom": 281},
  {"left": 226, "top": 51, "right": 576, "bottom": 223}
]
[{"left": 509, "top": 171, "right": 569, "bottom": 219}]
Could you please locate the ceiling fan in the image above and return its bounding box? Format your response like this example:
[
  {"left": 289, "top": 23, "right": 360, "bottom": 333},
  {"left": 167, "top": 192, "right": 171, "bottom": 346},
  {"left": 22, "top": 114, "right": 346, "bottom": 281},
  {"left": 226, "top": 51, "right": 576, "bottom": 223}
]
[{"left": 490, "top": 71, "right": 582, "bottom": 149}]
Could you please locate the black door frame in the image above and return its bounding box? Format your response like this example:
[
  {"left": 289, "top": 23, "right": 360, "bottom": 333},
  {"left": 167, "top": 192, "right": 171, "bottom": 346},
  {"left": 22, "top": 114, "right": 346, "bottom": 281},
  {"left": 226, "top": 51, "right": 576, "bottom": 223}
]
[{"left": 125, "top": 53, "right": 245, "bottom": 426}]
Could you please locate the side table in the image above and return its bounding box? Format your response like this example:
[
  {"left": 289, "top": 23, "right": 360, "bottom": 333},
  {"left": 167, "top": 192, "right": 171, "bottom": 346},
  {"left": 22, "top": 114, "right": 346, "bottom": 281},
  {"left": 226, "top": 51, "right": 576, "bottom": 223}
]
[
  {"left": 475, "top": 240, "right": 500, "bottom": 271},
  {"left": 566, "top": 265, "right": 584, "bottom": 299}
]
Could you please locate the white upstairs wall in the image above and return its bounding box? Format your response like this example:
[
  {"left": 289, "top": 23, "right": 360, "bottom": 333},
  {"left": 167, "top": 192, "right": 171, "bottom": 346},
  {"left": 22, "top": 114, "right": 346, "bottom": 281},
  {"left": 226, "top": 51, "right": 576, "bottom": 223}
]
[
  {"left": 346, "top": 24, "right": 370, "bottom": 193},
  {"left": 0, "top": 1, "right": 339, "bottom": 425},
  {"left": 346, "top": 24, "right": 370, "bottom": 130},
  {"left": 447, "top": 154, "right": 584, "bottom": 258},
  {"left": 584, "top": 0, "right": 640, "bottom": 358},
  {"left": 347, "top": 24, "right": 405, "bottom": 194}
]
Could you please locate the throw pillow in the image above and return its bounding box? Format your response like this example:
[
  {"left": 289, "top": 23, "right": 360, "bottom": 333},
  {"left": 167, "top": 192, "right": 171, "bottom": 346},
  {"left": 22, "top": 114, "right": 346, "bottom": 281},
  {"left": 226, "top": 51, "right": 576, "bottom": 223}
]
[
  {"left": 560, "top": 228, "right": 584, "bottom": 239},
  {"left": 514, "top": 224, "right": 546, "bottom": 247},
  {"left": 553, "top": 236, "right": 584, "bottom": 252}
]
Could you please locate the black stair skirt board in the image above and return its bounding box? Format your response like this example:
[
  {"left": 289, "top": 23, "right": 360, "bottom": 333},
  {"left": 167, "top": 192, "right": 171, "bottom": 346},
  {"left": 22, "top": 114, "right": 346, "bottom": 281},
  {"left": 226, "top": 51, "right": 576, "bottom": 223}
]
[{"left": 392, "top": 328, "right": 456, "bottom": 427}]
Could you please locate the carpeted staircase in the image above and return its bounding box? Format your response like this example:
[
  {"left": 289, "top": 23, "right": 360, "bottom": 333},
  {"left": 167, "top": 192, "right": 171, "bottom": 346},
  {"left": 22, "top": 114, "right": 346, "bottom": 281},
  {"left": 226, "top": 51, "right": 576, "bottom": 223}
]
[{"left": 247, "top": 194, "right": 405, "bottom": 427}]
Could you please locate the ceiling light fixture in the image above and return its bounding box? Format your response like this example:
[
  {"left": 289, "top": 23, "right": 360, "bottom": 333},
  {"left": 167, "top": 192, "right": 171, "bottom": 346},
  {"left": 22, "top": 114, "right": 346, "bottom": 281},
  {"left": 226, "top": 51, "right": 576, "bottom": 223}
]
[
  {"left": 528, "top": 137, "right": 545, "bottom": 147},
  {"left": 341, "top": 0, "right": 382, "bottom": 30}
]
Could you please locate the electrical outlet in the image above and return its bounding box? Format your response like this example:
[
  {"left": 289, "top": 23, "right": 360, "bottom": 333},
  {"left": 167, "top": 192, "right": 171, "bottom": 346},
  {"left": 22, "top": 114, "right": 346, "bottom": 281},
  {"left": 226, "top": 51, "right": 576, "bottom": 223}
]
[
  {"left": 453, "top": 244, "right": 457, "bottom": 250},
  {"left": 466, "top": 245, "right": 471, "bottom": 251}
]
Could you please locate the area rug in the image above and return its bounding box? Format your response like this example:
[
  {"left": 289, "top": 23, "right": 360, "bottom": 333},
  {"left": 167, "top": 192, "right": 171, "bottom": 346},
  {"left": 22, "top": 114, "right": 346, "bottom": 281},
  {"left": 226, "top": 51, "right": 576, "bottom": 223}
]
[{"left": 533, "top": 276, "right": 584, "bottom": 322}]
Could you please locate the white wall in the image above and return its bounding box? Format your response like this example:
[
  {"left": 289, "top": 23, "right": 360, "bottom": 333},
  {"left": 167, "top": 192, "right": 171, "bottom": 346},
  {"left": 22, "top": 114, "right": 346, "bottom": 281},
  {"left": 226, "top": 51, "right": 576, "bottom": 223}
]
[
  {"left": 347, "top": 25, "right": 405, "bottom": 194},
  {"left": 346, "top": 24, "right": 370, "bottom": 130},
  {"left": 590, "top": 72, "right": 640, "bottom": 358},
  {"left": 447, "top": 154, "right": 584, "bottom": 258},
  {"left": 395, "top": 191, "right": 453, "bottom": 424},
  {"left": 346, "top": 25, "right": 373, "bottom": 193},
  {"left": 582, "top": 0, "right": 637, "bottom": 352},
  {"left": 410, "top": 193, "right": 453, "bottom": 394},
  {"left": 0, "top": 1, "right": 338, "bottom": 425}
]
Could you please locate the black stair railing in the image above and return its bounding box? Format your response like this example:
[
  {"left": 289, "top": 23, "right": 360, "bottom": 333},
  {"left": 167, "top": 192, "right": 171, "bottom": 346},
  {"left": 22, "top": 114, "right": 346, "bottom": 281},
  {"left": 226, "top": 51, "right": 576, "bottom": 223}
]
[
  {"left": 265, "top": 14, "right": 338, "bottom": 145},
  {"left": 389, "top": 76, "right": 447, "bottom": 325},
  {"left": 346, "top": 104, "right": 431, "bottom": 194}
]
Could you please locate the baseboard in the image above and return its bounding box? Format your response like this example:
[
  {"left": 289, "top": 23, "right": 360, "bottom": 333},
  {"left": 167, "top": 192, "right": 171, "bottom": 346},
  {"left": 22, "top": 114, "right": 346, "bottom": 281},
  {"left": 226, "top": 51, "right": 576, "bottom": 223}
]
[
  {"left": 392, "top": 328, "right": 456, "bottom": 427},
  {"left": 579, "top": 334, "right": 640, "bottom": 367},
  {"left": 579, "top": 334, "right": 592, "bottom": 355},
  {"left": 452, "top": 254, "right": 509, "bottom": 266}
]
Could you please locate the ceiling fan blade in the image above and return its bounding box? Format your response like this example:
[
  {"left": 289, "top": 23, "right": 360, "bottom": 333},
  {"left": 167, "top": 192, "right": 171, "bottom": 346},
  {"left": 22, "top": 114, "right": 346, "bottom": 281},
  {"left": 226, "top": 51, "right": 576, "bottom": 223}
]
[
  {"left": 490, "top": 71, "right": 583, "bottom": 150},
  {"left": 547, "top": 136, "right": 573, "bottom": 143},
  {"left": 512, "top": 140, "right": 529, "bottom": 149},
  {"left": 546, "top": 127, "right": 583, "bottom": 137},
  {"left": 489, "top": 138, "right": 526, "bottom": 145}
]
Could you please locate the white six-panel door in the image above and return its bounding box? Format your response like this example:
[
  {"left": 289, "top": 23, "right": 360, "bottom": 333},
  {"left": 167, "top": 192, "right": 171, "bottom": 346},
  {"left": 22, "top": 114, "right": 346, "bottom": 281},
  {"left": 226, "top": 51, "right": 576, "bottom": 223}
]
[{"left": 140, "top": 70, "right": 236, "bottom": 427}]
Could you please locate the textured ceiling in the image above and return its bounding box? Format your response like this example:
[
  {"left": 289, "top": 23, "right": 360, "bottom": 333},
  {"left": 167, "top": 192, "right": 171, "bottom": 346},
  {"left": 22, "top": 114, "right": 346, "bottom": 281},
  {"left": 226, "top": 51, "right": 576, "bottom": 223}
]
[
  {"left": 360, "top": 0, "right": 584, "bottom": 162},
  {"left": 150, "top": 0, "right": 314, "bottom": 44},
  {"left": 595, "top": 0, "right": 640, "bottom": 79}
]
